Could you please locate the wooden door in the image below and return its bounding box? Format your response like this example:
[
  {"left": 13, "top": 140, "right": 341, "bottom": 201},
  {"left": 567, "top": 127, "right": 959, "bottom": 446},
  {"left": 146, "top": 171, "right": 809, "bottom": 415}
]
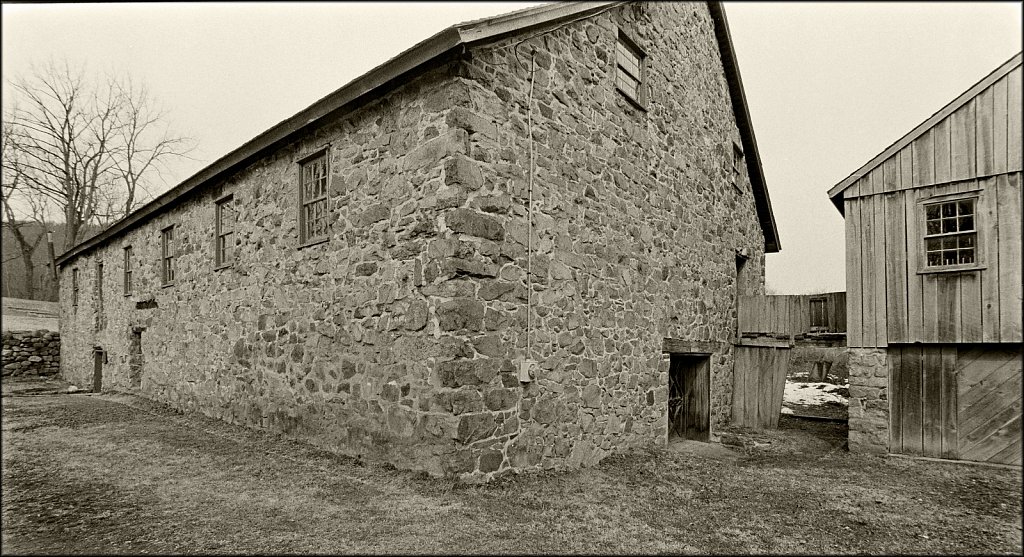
[
  {"left": 956, "top": 345, "right": 1022, "bottom": 465},
  {"left": 731, "top": 344, "right": 790, "bottom": 429},
  {"left": 668, "top": 355, "right": 710, "bottom": 441},
  {"left": 92, "top": 349, "right": 103, "bottom": 392}
]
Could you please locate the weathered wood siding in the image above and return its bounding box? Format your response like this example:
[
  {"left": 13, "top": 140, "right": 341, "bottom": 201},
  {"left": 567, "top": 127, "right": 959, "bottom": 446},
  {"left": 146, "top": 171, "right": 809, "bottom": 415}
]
[
  {"left": 731, "top": 345, "right": 789, "bottom": 429},
  {"left": 738, "top": 292, "right": 846, "bottom": 336},
  {"left": 843, "top": 63, "right": 1023, "bottom": 348}
]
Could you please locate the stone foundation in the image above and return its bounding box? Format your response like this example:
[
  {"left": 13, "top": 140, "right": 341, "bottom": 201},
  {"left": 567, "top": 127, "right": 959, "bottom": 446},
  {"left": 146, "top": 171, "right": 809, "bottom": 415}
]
[
  {"left": 846, "top": 347, "right": 888, "bottom": 453},
  {"left": 2, "top": 330, "right": 61, "bottom": 377}
]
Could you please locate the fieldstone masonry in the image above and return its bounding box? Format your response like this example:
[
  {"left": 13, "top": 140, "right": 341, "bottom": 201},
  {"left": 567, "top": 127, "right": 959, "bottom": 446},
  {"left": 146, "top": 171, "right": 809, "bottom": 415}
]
[
  {"left": 59, "top": 3, "right": 768, "bottom": 479},
  {"left": 847, "top": 347, "right": 889, "bottom": 453},
  {"left": 3, "top": 330, "right": 61, "bottom": 377}
]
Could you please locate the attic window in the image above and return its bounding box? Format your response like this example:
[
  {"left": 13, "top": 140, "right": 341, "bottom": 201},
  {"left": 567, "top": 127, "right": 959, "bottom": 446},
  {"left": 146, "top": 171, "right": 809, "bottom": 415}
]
[
  {"left": 732, "top": 142, "right": 744, "bottom": 187},
  {"left": 298, "top": 151, "right": 330, "bottom": 245},
  {"left": 615, "top": 31, "right": 646, "bottom": 108}
]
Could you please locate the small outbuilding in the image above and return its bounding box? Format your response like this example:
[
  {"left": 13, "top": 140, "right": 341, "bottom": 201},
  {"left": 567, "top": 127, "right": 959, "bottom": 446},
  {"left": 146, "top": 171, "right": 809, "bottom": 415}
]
[{"left": 828, "top": 52, "right": 1022, "bottom": 466}]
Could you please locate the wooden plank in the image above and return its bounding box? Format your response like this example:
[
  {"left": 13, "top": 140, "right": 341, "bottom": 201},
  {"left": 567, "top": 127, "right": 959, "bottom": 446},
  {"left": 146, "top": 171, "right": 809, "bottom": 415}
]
[
  {"left": 933, "top": 117, "right": 952, "bottom": 184},
  {"left": 997, "top": 173, "right": 1023, "bottom": 341},
  {"left": 993, "top": 75, "right": 1009, "bottom": 174},
  {"left": 835, "top": 291, "right": 847, "bottom": 332},
  {"left": 883, "top": 155, "right": 899, "bottom": 193},
  {"left": 901, "top": 345, "right": 924, "bottom": 455},
  {"left": 756, "top": 350, "right": 773, "bottom": 428},
  {"left": 745, "top": 348, "right": 759, "bottom": 427},
  {"left": 913, "top": 127, "right": 935, "bottom": 186},
  {"left": 904, "top": 187, "right": 924, "bottom": 342},
  {"left": 889, "top": 348, "right": 904, "bottom": 453},
  {"left": 937, "top": 275, "right": 960, "bottom": 342},
  {"left": 959, "top": 271, "right": 983, "bottom": 342},
  {"left": 861, "top": 195, "right": 877, "bottom": 346},
  {"left": 950, "top": 99, "right": 972, "bottom": 181},
  {"left": 873, "top": 190, "right": 889, "bottom": 347},
  {"left": 940, "top": 346, "right": 958, "bottom": 459},
  {"left": 989, "top": 435, "right": 1022, "bottom": 466},
  {"left": 958, "top": 355, "right": 1021, "bottom": 409},
  {"left": 976, "top": 84, "right": 995, "bottom": 177},
  {"left": 769, "top": 348, "right": 789, "bottom": 428},
  {"left": 921, "top": 346, "right": 943, "bottom": 457},
  {"left": 900, "top": 146, "right": 914, "bottom": 192},
  {"left": 965, "top": 98, "right": 978, "bottom": 178},
  {"left": 1009, "top": 66, "right": 1022, "bottom": 171},
  {"left": 922, "top": 275, "right": 939, "bottom": 342},
  {"left": 885, "top": 191, "right": 908, "bottom": 342},
  {"left": 846, "top": 199, "right": 864, "bottom": 347},
  {"left": 732, "top": 348, "right": 747, "bottom": 426},
  {"left": 980, "top": 177, "right": 1002, "bottom": 342},
  {"left": 961, "top": 400, "right": 1022, "bottom": 460}
]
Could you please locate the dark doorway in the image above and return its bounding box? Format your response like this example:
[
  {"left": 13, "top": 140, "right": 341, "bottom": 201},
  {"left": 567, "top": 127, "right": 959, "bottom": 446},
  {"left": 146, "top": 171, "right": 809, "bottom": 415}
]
[
  {"left": 668, "top": 354, "right": 710, "bottom": 441},
  {"left": 92, "top": 348, "right": 104, "bottom": 392}
]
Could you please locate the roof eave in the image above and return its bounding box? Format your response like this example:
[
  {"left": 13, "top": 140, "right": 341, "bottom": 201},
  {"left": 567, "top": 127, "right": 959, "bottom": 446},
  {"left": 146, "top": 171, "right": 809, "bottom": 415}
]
[{"left": 707, "top": 2, "right": 780, "bottom": 253}]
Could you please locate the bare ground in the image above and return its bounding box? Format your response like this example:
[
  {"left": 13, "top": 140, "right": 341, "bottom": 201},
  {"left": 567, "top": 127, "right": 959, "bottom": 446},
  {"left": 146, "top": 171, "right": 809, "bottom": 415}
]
[{"left": 2, "top": 377, "right": 1021, "bottom": 555}]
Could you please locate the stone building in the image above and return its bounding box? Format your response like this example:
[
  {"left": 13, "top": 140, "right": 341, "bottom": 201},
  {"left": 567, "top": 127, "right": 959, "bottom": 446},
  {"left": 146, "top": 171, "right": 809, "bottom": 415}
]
[
  {"left": 828, "top": 52, "right": 1022, "bottom": 466},
  {"left": 56, "top": 1, "right": 780, "bottom": 479}
]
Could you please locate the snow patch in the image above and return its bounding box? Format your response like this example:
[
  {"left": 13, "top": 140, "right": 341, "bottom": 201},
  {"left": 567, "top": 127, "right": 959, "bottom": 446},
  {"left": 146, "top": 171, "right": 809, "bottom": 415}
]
[{"left": 784, "top": 381, "right": 848, "bottom": 407}]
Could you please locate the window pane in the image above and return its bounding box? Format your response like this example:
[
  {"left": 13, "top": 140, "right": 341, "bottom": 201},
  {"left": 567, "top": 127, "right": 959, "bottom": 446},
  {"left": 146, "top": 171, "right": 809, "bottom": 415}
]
[
  {"left": 942, "top": 218, "right": 957, "bottom": 233},
  {"left": 959, "top": 233, "right": 975, "bottom": 249},
  {"left": 943, "top": 237, "right": 958, "bottom": 250},
  {"left": 926, "top": 205, "right": 940, "bottom": 219},
  {"left": 942, "top": 202, "right": 956, "bottom": 217},
  {"left": 958, "top": 200, "right": 974, "bottom": 216},
  {"left": 959, "top": 249, "right": 975, "bottom": 264},
  {"left": 927, "top": 252, "right": 941, "bottom": 266},
  {"left": 925, "top": 237, "right": 943, "bottom": 251},
  {"left": 959, "top": 215, "right": 973, "bottom": 231},
  {"left": 926, "top": 220, "right": 941, "bottom": 235}
]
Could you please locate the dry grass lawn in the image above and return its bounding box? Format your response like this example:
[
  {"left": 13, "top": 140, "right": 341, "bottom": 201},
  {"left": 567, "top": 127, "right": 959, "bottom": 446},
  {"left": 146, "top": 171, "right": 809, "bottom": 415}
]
[{"left": 2, "top": 380, "right": 1021, "bottom": 555}]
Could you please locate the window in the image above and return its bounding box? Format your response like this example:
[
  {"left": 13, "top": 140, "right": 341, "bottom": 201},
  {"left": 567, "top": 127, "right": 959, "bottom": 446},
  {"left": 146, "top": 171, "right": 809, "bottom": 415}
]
[
  {"left": 299, "top": 152, "right": 329, "bottom": 244},
  {"left": 72, "top": 268, "right": 79, "bottom": 307},
  {"left": 161, "top": 226, "right": 176, "bottom": 285},
  {"left": 615, "top": 31, "right": 646, "bottom": 107},
  {"left": 123, "top": 246, "right": 133, "bottom": 296},
  {"left": 732, "top": 142, "right": 744, "bottom": 185},
  {"left": 96, "top": 261, "right": 104, "bottom": 312},
  {"left": 924, "top": 198, "right": 977, "bottom": 267},
  {"left": 215, "top": 195, "right": 235, "bottom": 266},
  {"left": 809, "top": 297, "right": 828, "bottom": 331}
]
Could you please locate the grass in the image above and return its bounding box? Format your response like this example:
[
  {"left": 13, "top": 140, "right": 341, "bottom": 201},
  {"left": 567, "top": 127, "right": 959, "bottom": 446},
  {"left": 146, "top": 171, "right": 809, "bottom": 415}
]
[{"left": 2, "top": 383, "right": 1021, "bottom": 555}]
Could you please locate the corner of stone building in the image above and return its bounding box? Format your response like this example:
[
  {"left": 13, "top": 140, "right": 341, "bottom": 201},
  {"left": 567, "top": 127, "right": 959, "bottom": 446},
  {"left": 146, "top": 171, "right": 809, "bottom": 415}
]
[{"left": 846, "top": 347, "right": 890, "bottom": 454}]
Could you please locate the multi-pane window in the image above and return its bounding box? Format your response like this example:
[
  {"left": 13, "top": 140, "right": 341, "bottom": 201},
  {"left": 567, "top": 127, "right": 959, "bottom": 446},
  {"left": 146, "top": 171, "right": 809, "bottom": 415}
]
[
  {"left": 615, "top": 32, "right": 645, "bottom": 106},
  {"left": 161, "top": 226, "right": 176, "bottom": 285},
  {"left": 299, "top": 153, "right": 329, "bottom": 244},
  {"left": 924, "top": 199, "right": 977, "bottom": 267},
  {"left": 123, "top": 246, "right": 133, "bottom": 296},
  {"left": 215, "top": 196, "right": 235, "bottom": 266},
  {"left": 72, "top": 268, "right": 79, "bottom": 307}
]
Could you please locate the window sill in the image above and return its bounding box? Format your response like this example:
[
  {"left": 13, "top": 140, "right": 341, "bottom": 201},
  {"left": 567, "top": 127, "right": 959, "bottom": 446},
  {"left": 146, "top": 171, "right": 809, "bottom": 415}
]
[
  {"left": 615, "top": 87, "right": 648, "bottom": 112},
  {"left": 214, "top": 262, "right": 233, "bottom": 271},
  {"left": 917, "top": 264, "right": 987, "bottom": 275},
  {"left": 298, "top": 237, "right": 328, "bottom": 250},
  {"left": 161, "top": 282, "right": 175, "bottom": 289}
]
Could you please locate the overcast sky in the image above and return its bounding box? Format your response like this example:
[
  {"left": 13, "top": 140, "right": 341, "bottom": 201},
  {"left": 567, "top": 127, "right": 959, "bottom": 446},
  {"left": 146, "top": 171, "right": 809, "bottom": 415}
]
[{"left": 3, "top": 2, "right": 1021, "bottom": 294}]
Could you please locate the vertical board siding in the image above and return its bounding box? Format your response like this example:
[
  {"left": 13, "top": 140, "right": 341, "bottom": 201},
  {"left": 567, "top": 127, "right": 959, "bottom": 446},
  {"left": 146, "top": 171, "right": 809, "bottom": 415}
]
[
  {"left": 861, "top": 194, "right": 877, "bottom": 346},
  {"left": 940, "top": 346, "right": 959, "bottom": 459},
  {"left": 951, "top": 97, "right": 974, "bottom": 181},
  {"left": 884, "top": 191, "right": 908, "bottom": 342},
  {"left": 913, "top": 128, "right": 935, "bottom": 186},
  {"left": 980, "top": 177, "right": 1002, "bottom": 342},
  {"left": 993, "top": 76, "right": 1009, "bottom": 174},
  {"left": 872, "top": 189, "right": 889, "bottom": 347},
  {"left": 1008, "top": 66, "right": 1022, "bottom": 171},
  {"left": 847, "top": 198, "right": 864, "bottom": 347},
  {"left": 732, "top": 346, "right": 790, "bottom": 429},
  {"left": 901, "top": 345, "right": 924, "bottom": 454},
  {"left": 933, "top": 117, "right": 952, "bottom": 184},
  {"left": 997, "top": 173, "right": 1023, "bottom": 341},
  {"left": 976, "top": 85, "right": 995, "bottom": 176},
  {"left": 922, "top": 347, "right": 944, "bottom": 454},
  {"left": 888, "top": 348, "right": 904, "bottom": 452},
  {"left": 891, "top": 345, "right": 960, "bottom": 459}
]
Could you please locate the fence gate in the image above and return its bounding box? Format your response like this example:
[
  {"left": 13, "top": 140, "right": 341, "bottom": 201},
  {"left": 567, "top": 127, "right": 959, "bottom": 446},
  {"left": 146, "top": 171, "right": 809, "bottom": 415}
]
[{"left": 732, "top": 343, "right": 791, "bottom": 429}]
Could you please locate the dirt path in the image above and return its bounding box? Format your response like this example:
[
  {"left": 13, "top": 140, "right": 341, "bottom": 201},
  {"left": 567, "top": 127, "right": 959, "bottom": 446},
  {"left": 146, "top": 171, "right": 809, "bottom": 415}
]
[{"left": 2, "top": 385, "right": 1021, "bottom": 554}]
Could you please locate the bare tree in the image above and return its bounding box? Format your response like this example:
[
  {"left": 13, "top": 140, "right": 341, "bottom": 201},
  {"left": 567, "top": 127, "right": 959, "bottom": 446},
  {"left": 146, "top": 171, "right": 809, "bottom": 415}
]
[
  {"left": 1, "top": 120, "right": 48, "bottom": 299},
  {"left": 4, "top": 60, "right": 195, "bottom": 252}
]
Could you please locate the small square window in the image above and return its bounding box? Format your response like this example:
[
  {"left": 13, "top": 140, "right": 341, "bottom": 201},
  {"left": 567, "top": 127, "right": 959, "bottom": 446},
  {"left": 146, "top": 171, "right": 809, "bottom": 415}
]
[
  {"left": 923, "top": 198, "right": 978, "bottom": 269},
  {"left": 299, "top": 152, "right": 329, "bottom": 244},
  {"left": 615, "top": 31, "right": 646, "bottom": 108}
]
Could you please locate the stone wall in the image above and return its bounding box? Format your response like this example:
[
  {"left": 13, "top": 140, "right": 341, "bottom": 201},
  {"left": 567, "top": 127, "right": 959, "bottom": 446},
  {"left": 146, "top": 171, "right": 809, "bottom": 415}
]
[
  {"left": 3, "top": 330, "right": 61, "bottom": 377},
  {"left": 847, "top": 347, "right": 889, "bottom": 453},
  {"left": 59, "top": 2, "right": 767, "bottom": 480}
]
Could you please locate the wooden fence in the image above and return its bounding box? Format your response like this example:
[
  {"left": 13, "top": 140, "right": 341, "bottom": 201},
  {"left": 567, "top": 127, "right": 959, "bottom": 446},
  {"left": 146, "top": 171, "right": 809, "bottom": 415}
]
[{"left": 738, "top": 292, "right": 847, "bottom": 337}]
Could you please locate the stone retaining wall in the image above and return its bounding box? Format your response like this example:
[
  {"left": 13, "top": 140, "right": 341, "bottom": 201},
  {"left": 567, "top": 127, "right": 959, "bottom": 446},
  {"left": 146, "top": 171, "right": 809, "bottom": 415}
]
[
  {"left": 847, "top": 347, "right": 888, "bottom": 453},
  {"left": 2, "top": 330, "right": 61, "bottom": 376}
]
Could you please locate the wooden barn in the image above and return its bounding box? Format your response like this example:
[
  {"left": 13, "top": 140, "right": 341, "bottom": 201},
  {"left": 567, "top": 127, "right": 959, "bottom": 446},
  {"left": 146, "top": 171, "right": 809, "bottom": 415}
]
[{"left": 828, "top": 52, "right": 1022, "bottom": 466}]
